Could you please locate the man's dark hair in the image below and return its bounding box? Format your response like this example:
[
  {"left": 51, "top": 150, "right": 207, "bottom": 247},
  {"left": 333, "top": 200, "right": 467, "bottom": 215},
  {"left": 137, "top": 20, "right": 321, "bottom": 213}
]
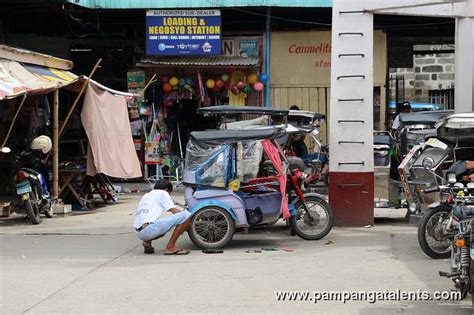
[
  {"left": 401, "top": 102, "right": 411, "bottom": 110},
  {"left": 154, "top": 179, "right": 173, "bottom": 192},
  {"left": 289, "top": 105, "right": 300, "bottom": 110}
]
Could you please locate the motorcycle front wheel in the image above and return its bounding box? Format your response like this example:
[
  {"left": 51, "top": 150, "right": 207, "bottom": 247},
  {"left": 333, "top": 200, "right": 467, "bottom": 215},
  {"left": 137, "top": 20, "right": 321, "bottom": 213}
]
[
  {"left": 290, "top": 196, "right": 333, "bottom": 240},
  {"left": 24, "top": 191, "right": 41, "bottom": 225},
  {"left": 417, "top": 205, "right": 451, "bottom": 259}
]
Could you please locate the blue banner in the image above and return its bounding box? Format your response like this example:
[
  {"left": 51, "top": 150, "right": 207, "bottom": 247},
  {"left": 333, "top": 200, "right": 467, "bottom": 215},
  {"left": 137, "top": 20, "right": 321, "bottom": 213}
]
[{"left": 146, "top": 10, "right": 222, "bottom": 56}]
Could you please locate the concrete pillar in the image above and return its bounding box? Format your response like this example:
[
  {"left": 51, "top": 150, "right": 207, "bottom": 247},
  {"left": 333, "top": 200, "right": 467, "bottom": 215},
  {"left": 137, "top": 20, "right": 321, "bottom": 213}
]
[
  {"left": 454, "top": 15, "right": 474, "bottom": 112},
  {"left": 329, "top": 0, "right": 374, "bottom": 226}
]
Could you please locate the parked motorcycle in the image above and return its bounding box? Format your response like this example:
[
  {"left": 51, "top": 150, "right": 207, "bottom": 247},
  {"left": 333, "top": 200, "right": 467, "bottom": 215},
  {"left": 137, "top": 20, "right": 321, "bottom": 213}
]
[
  {"left": 417, "top": 162, "right": 474, "bottom": 258},
  {"left": 439, "top": 213, "right": 474, "bottom": 303},
  {"left": 1, "top": 136, "right": 55, "bottom": 224}
]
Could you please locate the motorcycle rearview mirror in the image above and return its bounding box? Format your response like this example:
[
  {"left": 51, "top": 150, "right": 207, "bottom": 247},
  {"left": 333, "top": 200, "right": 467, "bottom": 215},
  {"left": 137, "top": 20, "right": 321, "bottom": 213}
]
[{"left": 1, "top": 147, "right": 11, "bottom": 154}]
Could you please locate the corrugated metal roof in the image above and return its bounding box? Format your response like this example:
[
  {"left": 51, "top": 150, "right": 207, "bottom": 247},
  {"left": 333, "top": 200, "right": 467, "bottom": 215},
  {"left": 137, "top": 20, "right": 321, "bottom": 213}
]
[
  {"left": 66, "top": 0, "right": 332, "bottom": 9},
  {"left": 138, "top": 56, "right": 259, "bottom": 67}
]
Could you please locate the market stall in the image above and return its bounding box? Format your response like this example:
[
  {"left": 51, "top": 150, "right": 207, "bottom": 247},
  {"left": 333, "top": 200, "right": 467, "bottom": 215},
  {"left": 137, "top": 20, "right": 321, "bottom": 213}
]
[{"left": 0, "top": 45, "right": 141, "bottom": 212}]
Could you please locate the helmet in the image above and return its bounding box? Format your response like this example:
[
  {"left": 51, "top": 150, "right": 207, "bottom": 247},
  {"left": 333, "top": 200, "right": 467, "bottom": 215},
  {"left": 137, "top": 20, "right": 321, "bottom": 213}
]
[{"left": 31, "top": 135, "right": 52, "bottom": 154}]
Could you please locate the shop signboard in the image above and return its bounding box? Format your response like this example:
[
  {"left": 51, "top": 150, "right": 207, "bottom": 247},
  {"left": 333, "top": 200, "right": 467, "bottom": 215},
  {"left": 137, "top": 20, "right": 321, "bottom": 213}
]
[
  {"left": 270, "top": 31, "right": 387, "bottom": 86},
  {"left": 239, "top": 39, "right": 259, "bottom": 57},
  {"left": 144, "top": 141, "right": 161, "bottom": 165},
  {"left": 146, "top": 10, "right": 222, "bottom": 56},
  {"left": 222, "top": 37, "right": 260, "bottom": 57}
]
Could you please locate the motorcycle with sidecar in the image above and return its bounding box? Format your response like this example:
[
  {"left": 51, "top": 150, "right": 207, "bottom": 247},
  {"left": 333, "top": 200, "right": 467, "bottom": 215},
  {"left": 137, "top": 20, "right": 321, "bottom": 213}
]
[{"left": 182, "top": 127, "right": 333, "bottom": 249}]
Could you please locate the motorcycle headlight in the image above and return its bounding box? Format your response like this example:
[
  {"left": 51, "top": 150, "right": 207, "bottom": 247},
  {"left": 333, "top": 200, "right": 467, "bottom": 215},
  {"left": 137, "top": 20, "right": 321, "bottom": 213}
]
[
  {"left": 447, "top": 172, "right": 457, "bottom": 184},
  {"left": 408, "top": 202, "right": 417, "bottom": 213},
  {"left": 422, "top": 156, "right": 435, "bottom": 170}
]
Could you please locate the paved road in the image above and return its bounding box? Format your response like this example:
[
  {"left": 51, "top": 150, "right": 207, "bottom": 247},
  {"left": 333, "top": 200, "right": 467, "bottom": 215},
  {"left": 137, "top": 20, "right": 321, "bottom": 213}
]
[{"left": 1, "top": 193, "right": 472, "bottom": 314}]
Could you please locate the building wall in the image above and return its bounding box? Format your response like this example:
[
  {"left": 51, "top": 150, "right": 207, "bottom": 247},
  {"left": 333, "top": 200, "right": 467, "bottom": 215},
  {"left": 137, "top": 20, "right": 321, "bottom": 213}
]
[{"left": 389, "top": 52, "right": 455, "bottom": 108}]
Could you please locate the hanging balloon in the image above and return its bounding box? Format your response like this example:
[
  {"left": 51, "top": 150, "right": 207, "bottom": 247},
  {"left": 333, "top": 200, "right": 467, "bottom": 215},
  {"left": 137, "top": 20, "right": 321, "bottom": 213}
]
[
  {"left": 221, "top": 73, "right": 229, "bottom": 82},
  {"left": 253, "top": 82, "right": 264, "bottom": 91},
  {"left": 230, "top": 85, "right": 240, "bottom": 95},
  {"left": 173, "top": 84, "right": 179, "bottom": 91},
  {"left": 179, "top": 78, "right": 186, "bottom": 86},
  {"left": 184, "top": 84, "right": 192, "bottom": 90},
  {"left": 236, "top": 80, "right": 245, "bottom": 90},
  {"left": 185, "top": 78, "right": 193, "bottom": 85},
  {"left": 243, "top": 86, "right": 252, "bottom": 94},
  {"left": 258, "top": 73, "right": 269, "bottom": 83},
  {"left": 215, "top": 79, "right": 225, "bottom": 90},
  {"left": 247, "top": 73, "right": 258, "bottom": 84},
  {"left": 163, "top": 83, "right": 173, "bottom": 93},
  {"left": 206, "top": 79, "right": 215, "bottom": 89},
  {"left": 169, "top": 77, "right": 179, "bottom": 86},
  {"left": 213, "top": 86, "right": 221, "bottom": 92}
]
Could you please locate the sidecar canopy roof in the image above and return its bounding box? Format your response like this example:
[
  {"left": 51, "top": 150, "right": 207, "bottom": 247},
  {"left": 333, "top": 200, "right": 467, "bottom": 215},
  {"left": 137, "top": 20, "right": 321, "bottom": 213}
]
[
  {"left": 399, "top": 110, "right": 453, "bottom": 125},
  {"left": 190, "top": 128, "right": 283, "bottom": 146},
  {"left": 197, "top": 105, "right": 289, "bottom": 116}
]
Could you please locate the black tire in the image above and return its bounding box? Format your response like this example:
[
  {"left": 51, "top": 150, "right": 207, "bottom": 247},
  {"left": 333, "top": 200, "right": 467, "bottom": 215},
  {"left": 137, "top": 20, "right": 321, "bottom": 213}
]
[
  {"left": 417, "top": 205, "right": 451, "bottom": 259},
  {"left": 188, "top": 206, "right": 235, "bottom": 250},
  {"left": 24, "top": 191, "right": 41, "bottom": 225},
  {"left": 290, "top": 195, "right": 333, "bottom": 240},
  {"left": 33, "top": 185, "right": 53, "bottom": 218}
]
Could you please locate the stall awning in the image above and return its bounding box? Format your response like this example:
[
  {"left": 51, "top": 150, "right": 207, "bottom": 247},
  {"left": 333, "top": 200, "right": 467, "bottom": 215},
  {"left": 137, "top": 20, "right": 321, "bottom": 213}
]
[
  {"left": 137, "top": 56, "right": 260, "bottom": 68},
  {"left": 0, "top": 58, "right": 80, "bottom": 100}
]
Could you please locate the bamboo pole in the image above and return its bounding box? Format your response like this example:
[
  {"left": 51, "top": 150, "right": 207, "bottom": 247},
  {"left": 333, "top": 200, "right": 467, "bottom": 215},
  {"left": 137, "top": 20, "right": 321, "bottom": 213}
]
[
  {"left": 52, "top": 89, "right": 59, "bottom": 198},
  {"left": 1, "top": 93, "right": 27, "bottom": 149},
  {"left": 59, "top": 58, "right": 102, "bottom": 137},
  {"left": 142, "top": 73, "right": 157, "bottom": 94}
]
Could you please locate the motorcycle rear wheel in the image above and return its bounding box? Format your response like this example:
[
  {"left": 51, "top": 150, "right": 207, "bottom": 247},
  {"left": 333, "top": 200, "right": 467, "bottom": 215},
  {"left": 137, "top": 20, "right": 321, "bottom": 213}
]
[
  {"left": 417, "top": 205, "right": 451, "bottom": 259},
  {"left": 25, "top": 191, "right": 41, "bottom": 225},
  {"left": 290, "top": 196, "right": 333, "bottom": 240}
]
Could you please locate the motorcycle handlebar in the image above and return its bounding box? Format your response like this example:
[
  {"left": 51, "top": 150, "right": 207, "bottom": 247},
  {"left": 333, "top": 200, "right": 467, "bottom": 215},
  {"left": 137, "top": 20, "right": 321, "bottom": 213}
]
[{"left": 423, "top": 187, "right": 440, "bottom": 194}]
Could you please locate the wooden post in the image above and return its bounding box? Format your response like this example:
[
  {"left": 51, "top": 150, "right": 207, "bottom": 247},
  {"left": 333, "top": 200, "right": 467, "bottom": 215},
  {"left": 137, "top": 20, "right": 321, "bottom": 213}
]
[{"left": 52, "top": 89, "right": 59, "bottom": 198}]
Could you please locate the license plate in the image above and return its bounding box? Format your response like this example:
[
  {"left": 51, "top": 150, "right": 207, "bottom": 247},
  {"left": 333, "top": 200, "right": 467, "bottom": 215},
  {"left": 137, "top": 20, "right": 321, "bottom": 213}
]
[{"left": 16, "top": 184, "right": 32, "bottom": 195}]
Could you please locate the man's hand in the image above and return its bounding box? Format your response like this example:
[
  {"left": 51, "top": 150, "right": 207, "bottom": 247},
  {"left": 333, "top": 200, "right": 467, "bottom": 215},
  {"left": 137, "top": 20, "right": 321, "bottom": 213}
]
[
  {"left": 466, "top": 161, "right": 474, "bottom": 170},
  {"left": 168, "top": 207, "right": 180, "bottom": 214}
]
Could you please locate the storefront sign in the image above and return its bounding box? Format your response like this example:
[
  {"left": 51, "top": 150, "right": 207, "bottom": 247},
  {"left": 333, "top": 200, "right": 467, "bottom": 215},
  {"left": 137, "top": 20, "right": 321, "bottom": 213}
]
[
  {"left": 270, "top": 31, "right": 387, "bottom": 86},
  {"left": 222, "top": 37, "right": 260, "bottom": 57},
  {"left": 146, "top": 10, "right": 222, "bottom": 56},
  {"left": 144, "top": 141, "right": 161, "bottom": 165},
  {"left": 239, "top": 39, "right": 258, "bottom": 57}
]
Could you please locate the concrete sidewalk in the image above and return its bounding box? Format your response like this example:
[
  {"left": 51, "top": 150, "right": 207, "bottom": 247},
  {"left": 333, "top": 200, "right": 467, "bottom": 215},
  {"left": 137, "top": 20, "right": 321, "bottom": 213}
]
[{"left": 0, "top": 193, "right": 472, "bottom": 314}]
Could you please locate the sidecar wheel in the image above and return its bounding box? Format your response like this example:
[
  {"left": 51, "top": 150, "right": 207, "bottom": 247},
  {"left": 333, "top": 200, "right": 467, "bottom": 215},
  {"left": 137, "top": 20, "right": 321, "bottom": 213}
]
[{"left": 188, "top": 206, "right": 235, "bottom": 250}]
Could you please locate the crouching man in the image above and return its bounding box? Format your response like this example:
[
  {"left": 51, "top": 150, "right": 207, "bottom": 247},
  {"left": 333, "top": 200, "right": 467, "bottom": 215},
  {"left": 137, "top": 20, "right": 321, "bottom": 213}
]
[{"left": 133, "top": 179, "right": 191, "bottom": 255}]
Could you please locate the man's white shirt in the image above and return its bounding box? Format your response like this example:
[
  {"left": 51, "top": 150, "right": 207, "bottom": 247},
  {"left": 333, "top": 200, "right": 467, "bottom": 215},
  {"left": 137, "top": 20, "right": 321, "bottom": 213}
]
[{"left": 133, "top": 190, "right": 176, "bottom": 229}]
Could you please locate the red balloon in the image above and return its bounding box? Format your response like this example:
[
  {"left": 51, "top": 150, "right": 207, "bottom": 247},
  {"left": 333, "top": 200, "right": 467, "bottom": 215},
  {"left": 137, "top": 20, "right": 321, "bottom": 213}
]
[
  {"left": 215, "top": 79, "right": 225, "bottom": 89},
  {"left": 163, "top": 83, "right": 173, "bottom": 93},
  {"left": 230, "top": 85, "right": 240, "bottom": 95},
  {"left": 212, "top": 86, "right": 220, "bottom": 92},
  {"left": 236, "top": 80, "right": 245, "bottom": 90}
]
